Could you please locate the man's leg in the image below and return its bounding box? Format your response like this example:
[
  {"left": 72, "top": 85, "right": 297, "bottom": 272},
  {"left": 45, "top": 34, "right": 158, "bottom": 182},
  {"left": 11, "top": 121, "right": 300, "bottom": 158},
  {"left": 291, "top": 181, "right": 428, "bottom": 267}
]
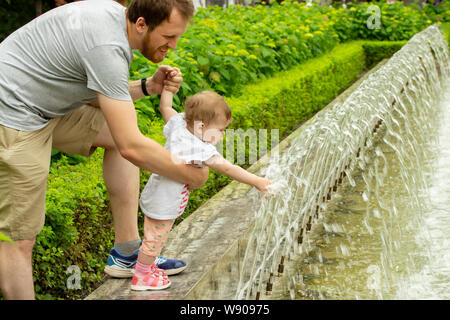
[
  {"left": 92, "top": 123, "right": 140, "bottom": 244},
  {"left": 0, "top": 123, "right": 53, "bottom": 300},
  {"left": 52, "top": 106, "right": 141, "bottom": 246},
  {"left": 0, "top": 239, "right": 35, "bottom": 299}
]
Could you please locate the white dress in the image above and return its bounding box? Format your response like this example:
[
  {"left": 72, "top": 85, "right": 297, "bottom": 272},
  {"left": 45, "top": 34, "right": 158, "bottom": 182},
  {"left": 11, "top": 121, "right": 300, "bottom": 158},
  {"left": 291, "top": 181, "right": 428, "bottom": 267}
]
[{"left": 139, "top": 113, "right": 219, "bottom": 220}]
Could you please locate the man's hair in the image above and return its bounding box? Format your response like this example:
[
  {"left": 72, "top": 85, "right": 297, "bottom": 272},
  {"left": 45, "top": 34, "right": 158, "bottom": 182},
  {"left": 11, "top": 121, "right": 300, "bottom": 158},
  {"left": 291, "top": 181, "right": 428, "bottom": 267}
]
[
  {"left": 127, "top": 0, "right": 194, "bottom": 31},
  {"left": 184, "top": 91, "right": 232, "bottom": 126}
]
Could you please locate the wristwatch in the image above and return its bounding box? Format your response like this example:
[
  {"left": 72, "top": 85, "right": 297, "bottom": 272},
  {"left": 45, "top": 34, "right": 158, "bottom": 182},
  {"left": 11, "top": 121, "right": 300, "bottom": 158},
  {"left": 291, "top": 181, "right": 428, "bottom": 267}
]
[{"left": 141, "top": 78, "right": 150, "bottom": 96}]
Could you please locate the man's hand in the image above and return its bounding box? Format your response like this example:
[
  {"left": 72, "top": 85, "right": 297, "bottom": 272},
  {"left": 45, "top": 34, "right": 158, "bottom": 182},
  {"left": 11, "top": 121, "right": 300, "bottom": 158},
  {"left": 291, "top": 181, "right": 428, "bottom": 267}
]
[
  {"left": 187, "top": 166, "right": 210, "bottom": 191},
  {"left": 147, "top": 65, "right": 182, "bottom": 95}
]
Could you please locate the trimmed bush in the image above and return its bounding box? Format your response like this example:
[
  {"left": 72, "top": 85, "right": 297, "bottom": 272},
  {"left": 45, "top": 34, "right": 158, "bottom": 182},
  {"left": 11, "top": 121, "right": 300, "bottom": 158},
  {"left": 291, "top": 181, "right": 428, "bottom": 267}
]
[
  {"left": 362, "top": 40, "right": 407, "bottom": 68},
  {"left": 440, "top": 23, "right": 450, "bottom": 44},
  {"left": 226, "top": 42, "right": 366, "bottom": 137},
  {"left": 33, "top": 152, "right": 112, "bottom": 299}
]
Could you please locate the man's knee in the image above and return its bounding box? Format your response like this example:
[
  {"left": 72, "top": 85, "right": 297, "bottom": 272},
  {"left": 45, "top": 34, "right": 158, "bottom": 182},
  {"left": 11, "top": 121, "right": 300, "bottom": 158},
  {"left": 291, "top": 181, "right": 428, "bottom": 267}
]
[
  {"left": 0, "top": 238, "right": 35, "bottom": 258},
  {"left": 16, "top": 238, "right": 36, "bottom": 254}
]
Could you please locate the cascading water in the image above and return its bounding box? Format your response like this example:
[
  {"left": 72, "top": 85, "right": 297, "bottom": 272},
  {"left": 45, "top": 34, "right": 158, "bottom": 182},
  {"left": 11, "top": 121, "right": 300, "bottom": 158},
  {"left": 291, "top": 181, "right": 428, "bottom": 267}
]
[{"left": 234, "top": 25, "right": 449, "bottom": 300}]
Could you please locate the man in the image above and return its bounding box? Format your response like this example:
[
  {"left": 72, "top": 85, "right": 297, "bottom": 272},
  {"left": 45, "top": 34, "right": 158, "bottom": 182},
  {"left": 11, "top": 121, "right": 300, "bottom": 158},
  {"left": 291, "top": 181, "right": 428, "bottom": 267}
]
[{"left": 0, "top": 0, "right": 206, "bottom": 299}]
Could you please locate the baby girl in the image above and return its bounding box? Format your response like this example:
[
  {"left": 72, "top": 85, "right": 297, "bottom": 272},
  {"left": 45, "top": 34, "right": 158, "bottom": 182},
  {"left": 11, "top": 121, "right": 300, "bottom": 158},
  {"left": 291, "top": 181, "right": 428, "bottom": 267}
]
[{"left": 131, "top": 85, "right": 272, "bottom": 291}]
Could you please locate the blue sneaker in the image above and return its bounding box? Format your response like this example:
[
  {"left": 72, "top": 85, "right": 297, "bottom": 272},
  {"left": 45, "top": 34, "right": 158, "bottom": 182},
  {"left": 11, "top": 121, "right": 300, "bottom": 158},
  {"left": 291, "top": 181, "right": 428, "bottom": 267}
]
[
  {"left": 154, "top": 256, "right": 187, "bottom": 276},
  {"left": 104, "top": 248, "right": 138, "bottom": 278},
  {"left": 104, "top": 247, "right": 187, "bottom": 278}
]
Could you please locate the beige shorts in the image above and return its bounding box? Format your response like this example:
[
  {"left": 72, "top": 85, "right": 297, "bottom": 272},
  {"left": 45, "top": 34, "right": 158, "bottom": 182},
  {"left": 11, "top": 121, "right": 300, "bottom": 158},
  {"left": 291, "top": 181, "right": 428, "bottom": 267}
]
[{"left": 0, "top": 105, "right": 105, "bottom": 241}]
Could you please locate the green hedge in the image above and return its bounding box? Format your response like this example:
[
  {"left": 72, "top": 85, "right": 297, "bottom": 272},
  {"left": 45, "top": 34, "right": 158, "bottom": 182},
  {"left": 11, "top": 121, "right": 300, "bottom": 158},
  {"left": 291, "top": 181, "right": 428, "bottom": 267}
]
[
  {"left": 362, "top": 40, "right": 407, "bottom": 68},
  {"left": 33, "top": 154, "right": 112, "bottom": 299},
  {"left": 440, "top": 23, "right": 450, "bottom": 44},
  {"left": 23, "top": 40, "right": 405, "bottom": 300},
  {"left": 226, "top": 42, "right": 366, "bottom": 137}
]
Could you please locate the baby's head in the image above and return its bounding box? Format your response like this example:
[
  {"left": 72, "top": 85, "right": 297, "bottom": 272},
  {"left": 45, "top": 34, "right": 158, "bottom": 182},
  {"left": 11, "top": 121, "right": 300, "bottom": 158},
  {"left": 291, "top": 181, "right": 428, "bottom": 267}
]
[{"left": 184, "top": 90, "right": 232, "bottom": 145}]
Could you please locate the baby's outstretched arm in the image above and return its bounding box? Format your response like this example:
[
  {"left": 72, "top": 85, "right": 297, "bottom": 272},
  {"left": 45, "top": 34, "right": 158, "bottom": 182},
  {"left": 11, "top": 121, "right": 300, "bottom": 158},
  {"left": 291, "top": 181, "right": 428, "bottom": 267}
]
[
  {"left": 204, "top": 154, "right": 272, "bottom": 194},
  {"left": 159, "top": 69, "right": 181, "bottom": 123},
  {"left": 160, "top": 90, "right": 177, "bottom": 123}
]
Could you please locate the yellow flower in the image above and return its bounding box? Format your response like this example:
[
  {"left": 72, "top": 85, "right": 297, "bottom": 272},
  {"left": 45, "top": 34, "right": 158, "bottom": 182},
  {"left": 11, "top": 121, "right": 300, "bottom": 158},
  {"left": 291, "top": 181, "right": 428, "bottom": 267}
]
[
  {"left": 227, "top": 44, "right": 237, "bottom": 50},
  {"left": 300, "top": 25, "right": 310, "bottom": 32},
  {"left": 305, "top": 33, "right": 314, "bottom": 38},
  {"left": 209, "top": 72, "right": 221, "bottom": 82},
  {"left": 237, "top": 49, "right": 250, "bottom": 56},
  {"left": 249, "top": 54, "right": 258, "bottom": 59}
]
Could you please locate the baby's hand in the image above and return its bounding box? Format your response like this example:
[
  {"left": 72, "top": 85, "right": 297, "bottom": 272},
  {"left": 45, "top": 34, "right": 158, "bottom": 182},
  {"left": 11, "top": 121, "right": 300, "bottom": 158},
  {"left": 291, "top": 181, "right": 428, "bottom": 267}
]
[
  {"left": 163, "top": 68, "right": 182, "bottom": 95},
  {"left": 255, "top": 178, "right": 273, "bottom": 198}
]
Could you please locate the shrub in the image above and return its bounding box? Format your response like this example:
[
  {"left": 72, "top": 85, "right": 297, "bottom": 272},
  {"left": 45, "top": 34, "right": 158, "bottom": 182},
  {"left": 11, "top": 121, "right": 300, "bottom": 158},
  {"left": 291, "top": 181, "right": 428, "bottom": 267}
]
[
  {"left": 362, "top": 40, "right": 407, "bottom": 68},
  {"left": 33, "top": 152, "right": 113, "bottom": 299},
  {"left": 439, "top": 23, "right": 450, "bottom": 44},
  {"left": 423, "top": 0, "right": 450, "bottom": 23},
  {"left": 330, "top": 2, "right": 431, "bottom": 41}
]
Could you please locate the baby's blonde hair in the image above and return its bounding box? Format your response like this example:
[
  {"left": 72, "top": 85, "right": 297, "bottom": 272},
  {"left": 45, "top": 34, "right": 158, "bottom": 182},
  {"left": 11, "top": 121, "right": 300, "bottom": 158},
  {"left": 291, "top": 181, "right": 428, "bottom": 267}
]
[{"left": 184, "top": 90, "right": 232, "bottom": 126}]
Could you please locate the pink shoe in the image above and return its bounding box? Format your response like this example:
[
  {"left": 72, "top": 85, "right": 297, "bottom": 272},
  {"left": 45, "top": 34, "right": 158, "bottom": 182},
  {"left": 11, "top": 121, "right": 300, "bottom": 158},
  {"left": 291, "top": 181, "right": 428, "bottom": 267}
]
[{"left": 131, "top": 264, "right": 171, "bottom": 291}]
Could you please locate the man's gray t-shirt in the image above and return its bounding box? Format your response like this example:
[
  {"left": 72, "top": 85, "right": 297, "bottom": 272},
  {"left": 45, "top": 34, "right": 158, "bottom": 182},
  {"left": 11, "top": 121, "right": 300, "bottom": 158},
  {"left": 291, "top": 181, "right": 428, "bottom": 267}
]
[{"left": 0, "top": 0, "right": 133, "bottom": 131}]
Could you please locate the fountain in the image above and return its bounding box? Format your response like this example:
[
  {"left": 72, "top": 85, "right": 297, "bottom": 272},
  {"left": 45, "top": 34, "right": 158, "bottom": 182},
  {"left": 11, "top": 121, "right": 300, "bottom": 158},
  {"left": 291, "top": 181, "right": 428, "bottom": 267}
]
[
  {"left": 86, "top": 25, "right": 449, "bottom": 300},
  {"left": 235, "top": 24, "right": 449, "bottom": 300}
]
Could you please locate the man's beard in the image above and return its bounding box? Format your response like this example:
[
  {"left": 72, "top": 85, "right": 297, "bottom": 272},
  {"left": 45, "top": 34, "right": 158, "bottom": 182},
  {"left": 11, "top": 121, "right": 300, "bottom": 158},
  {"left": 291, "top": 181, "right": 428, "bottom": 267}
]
[{"left": 141, "top": 31, "right": 163, "bottom": 63}]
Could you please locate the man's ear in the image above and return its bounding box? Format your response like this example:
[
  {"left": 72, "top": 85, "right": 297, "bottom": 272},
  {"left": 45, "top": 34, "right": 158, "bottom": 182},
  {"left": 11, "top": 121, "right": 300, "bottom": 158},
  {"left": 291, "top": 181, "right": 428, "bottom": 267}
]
[{"left": 135, "top": 17, "right": 148, "bottom": 35}]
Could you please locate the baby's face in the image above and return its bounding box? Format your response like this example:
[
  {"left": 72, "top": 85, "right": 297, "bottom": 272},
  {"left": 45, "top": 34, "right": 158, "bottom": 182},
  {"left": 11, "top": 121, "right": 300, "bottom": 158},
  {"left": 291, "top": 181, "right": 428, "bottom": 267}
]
[{"left": 201, "top": 117, "right": 230, "bottom": 145}]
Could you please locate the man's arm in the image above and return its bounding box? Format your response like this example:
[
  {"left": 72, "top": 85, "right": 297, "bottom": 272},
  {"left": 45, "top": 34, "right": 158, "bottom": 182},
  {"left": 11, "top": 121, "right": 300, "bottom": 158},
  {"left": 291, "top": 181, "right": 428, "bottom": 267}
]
[{"left": 97, "top": 93, "right": 208, "bottom": 189}]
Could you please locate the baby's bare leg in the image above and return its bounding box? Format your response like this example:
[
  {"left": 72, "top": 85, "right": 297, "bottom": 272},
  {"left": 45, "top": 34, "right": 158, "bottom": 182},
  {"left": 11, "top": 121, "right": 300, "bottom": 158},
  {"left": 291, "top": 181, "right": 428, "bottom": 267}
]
[{"left": 138, "top": 217, "right": 174, "bottom": 265}]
